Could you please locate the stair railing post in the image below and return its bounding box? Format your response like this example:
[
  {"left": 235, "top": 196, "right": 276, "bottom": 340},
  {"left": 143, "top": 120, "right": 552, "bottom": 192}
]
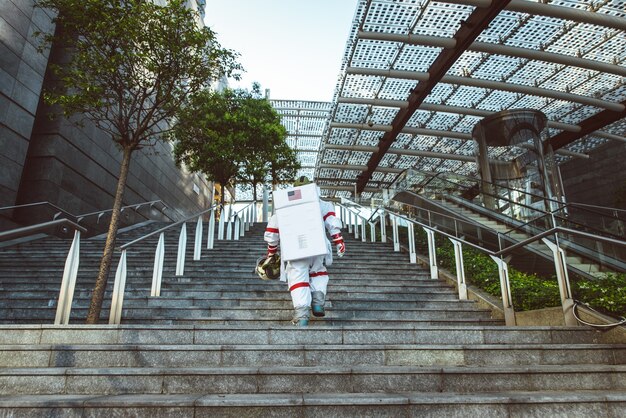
[
  {"left": 542, "top": 236, "right": 577, "bottom": 326},
  {"left": 151, "top": 232, "right": 165, "bottom": 297},
  {"left": 176, "top": 222, "right": 187, "bottom": 276},
  {"left": 246, "top": 203, "right": 254, "bottom": 232},
  {"left": 193, "top": 216, "right": 203, "bottom": 261},
  {"left": 353, "top": 212, "right": 359, "bottom": 239},
  {"left": 369, "top": 222, "right": 376, "bottom": 243},
  {"left": 207, "top": 209, "right": 215, "bottom": 249},
  {"left": 239, "top": 212, "right": 245, "bottom": 237},
  {"left": 489, "top": 255, "right": 517, "bottom": 326},
  {"left": 54, "top": 230, "right": 81, "bottom": 325},
  {"left": 449, "top": 238, "right": 468, "bottom": 300},
  {"left": 392, "top": 215, "right": 400, "bottom": 252},
  {"left": 423, "top": 227, "right": 438, "bottom": 279},
  {"left": 226, "top": 215, "right": 233, "bottom": 240},
  {"left": 380, "top": 211, "right": 387, "bottom": 243},
  {"left": 109, "top": 249, "right": 127, "bottom": 325},
  {"left": 347, "top": 210, "right": 353, "bottom": 234},
  {"left": 234, "top": 215, "right": 240, "bottom": 241},
  {"left": 360, "top": 216, "right": 366, "bottom": 242},
  {"left": 217, "top": 206, "right": 225, "bottom": 240},
  {"left": 407, "top": 222, "right": 417, "bottom": 263}
]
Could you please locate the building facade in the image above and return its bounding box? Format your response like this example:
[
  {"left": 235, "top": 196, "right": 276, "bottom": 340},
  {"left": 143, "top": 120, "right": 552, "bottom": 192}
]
[{"left": 0, "top": 0, "right": 213, "bottom": 230}]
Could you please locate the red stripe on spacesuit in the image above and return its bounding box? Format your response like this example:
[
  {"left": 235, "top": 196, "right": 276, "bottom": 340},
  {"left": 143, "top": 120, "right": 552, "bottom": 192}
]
[
  {"left": 309, "top": 271, "right": 328, "bottom": 277},
  {"left": 265, "top": 227, "right": 279, "bottom": 233},
  {"left": 289, "top": 282, "right": 310, "bottom": 292},
  {"left": 323, "top": 212, "right": 335, "bottom": 220}
]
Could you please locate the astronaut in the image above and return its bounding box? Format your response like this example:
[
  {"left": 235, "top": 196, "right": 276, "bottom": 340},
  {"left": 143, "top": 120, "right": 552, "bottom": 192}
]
[{"left": 263, "top": 176, "right": 345, "bottom": 326}]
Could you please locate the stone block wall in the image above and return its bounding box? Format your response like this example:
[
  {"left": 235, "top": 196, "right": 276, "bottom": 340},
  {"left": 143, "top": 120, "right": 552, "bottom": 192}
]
[{"left": 1, "top": 1, "right": 214, "bottom": 231}]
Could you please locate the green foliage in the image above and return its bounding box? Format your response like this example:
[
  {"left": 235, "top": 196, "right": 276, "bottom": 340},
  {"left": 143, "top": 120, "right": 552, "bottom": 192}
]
[
  {"left": 430, "top": 229, "right": 623, "bottom": 315},
  {"left": 171, "top": 85, "right": 296, "bottom": 202},
  {"left": 572, "top": 272, "right": 626, "bottom": 315},
  {"left": 33, "top": 0, "right": 242, "bottom": 322},
  {"left": 35, "top": 0, "right": 241, "bottom": 149},
  {"left": 269, "top": 142, "right": 301, "bottom": 187}
]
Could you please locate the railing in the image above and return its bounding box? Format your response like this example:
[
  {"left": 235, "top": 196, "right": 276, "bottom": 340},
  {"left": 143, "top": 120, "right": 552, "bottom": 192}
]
[
  {"left": 0, "top": 200, "right": 173, "bottom": 230},
  {"left": 390, "top": 169, "right": 625, "bottom": 238},
  {"left": 0, "top": 218, "right": 87, "bottom": 325},
  {"left": 109, "top": 201, "right": 257, "bottom": 324},
  {"left": 337, "top": 197, "right": 626, "bottom": 327},
  {"left": 389, "top": 170, "right": 626, "bottom": 273},
  {"left": 0, "top": 199, "right": 173, "bottom": 325}
]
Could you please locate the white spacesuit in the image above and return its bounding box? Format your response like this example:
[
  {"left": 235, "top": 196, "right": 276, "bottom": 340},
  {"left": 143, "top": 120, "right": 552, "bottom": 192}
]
[{"left": 264, "top": 179, "right": 345, "bottom": 326}]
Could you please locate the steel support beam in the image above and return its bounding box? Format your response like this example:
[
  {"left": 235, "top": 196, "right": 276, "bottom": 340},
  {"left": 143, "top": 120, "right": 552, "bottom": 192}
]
[
  {"left": 548, "top": 99, "right": 626, "bottom": 151},
  {"left": 439, "top": 0, "right": 626, "bottom": 31}
]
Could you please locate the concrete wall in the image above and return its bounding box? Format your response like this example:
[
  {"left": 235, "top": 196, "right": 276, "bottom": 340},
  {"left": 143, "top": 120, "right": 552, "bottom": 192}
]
[
  {"left": 0, "top": 0, "right": 53, "bottom": 208},
  {"left": 1, "top": 1, "right": 214, "bottom": 230}
]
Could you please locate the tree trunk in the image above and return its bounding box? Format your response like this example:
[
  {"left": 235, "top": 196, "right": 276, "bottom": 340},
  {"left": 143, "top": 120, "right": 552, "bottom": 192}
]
[
  {"left": 252, "top": 181, "right": 258, "bottom": 201},
  {"left": 86, "top": 146, "right": 133, "bottom": 323}
]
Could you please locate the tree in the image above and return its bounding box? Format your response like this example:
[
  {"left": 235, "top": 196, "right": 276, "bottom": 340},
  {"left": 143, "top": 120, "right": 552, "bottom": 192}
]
[
  {"left": 35, "top": 0, "right": 242, "bottom": 323},
  {"left": 172, "top": 85, "right": 290, "bottom": 204},
  {"left": 269, "top": 142, "right": 301, "bottom": 189},
  {"left": 235, "top": 84, "right": 290, "bottom": 200}
]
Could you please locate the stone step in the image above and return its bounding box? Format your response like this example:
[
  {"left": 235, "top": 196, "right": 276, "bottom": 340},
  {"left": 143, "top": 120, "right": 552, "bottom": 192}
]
[
  {"left": 0, "top": 390, "right": 624, "bottom": 417},
  {"left": 0, "top": 290, "right": 462, "bottom": 301},
  {"left": 1, "top": 297, "right": 474, "bottom": 310},
  {"left": 0, "top": 305, "right": 495, "bottom": 321},
  {"left": 1, "top": 364, "right": 625, "bottom": 395},
  {"left": 0, "top": 325, "right": 617, "bottom": 346},
  {"left": 2, "top": 343, "right": 624, "bottom": 368}
]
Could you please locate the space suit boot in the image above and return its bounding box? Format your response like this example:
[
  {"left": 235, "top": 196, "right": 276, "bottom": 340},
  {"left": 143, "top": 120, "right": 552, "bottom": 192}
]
[
  {"left": 292, "top": 305, "right": 310, "bottom": 327},
  {"left": 311, "top": 291, "right": 326, "bottom": 317}
]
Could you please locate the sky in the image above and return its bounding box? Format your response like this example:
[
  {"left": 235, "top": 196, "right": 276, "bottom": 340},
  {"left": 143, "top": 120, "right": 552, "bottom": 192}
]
[{"left": 204, "top": 0, "right": 358, "bottom": 103}]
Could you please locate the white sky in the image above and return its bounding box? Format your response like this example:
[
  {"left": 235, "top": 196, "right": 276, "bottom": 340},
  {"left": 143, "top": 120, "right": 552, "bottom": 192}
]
[{"left": 204, "top": 0, "right": 358, "bottom": 103}]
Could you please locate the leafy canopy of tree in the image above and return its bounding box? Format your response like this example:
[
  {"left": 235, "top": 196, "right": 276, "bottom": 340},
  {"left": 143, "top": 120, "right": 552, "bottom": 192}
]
[
  {"left": 34, "top": 0, "right": 242, "bottom": 323},
  {"left": 172, "top": 84, "right": 299, "bottom": 204}
]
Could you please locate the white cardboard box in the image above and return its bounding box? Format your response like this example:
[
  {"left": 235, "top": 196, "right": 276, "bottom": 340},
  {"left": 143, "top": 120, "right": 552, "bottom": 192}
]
[{"left": 274, "top": 183, "right": 327, "bottom": 261}]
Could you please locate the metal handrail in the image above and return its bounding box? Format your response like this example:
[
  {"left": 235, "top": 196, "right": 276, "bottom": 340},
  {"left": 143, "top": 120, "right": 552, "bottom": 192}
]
[
  {"left": 121, "top": 204, "right": 218, "bottom": 250},
  {"left": 0, "top": 218, "right": 87, "bottom": 326},
  {"left": 396, "top": 169, "right": 625, "bottom": 222},
  {"left": 111, "top": 202, "right": 251, "bottom": 324},
  {"left": 0, "top": 218, "right": 87, "bottom": 243},
  {"left": 0, "top": 199, "right": 174, "bottom": 225},
  {"left": 339, "top": 197, "right": 626, "bottom": 327},
  {"left": 78, "top": 200, "right": 171, "bottom": 223}
]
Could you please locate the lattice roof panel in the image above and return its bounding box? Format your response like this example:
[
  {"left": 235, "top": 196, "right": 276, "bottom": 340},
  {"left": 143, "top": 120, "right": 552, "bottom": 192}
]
[
  {"left": 304, "top": 1, "right": 623, "bottom": 200},
  {"left": 328, "top": 127, "right": 358, "bottom": 145},
  {"left": 395, "top": 45, "right": 442, "bottom": 72},
  {"left": 342, "top": 75, "right": 383, "bottom": 98},
  {"left": 358, "top": 129, "right": 386, "bottom": 146},
  {"left": 348, "top": 151, "right": 373, "bottom": 166}
]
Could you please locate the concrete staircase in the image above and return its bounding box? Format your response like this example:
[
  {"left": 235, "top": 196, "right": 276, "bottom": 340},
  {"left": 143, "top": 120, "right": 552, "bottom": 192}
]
[{"left": 0, "top": 220, "right": 625, "bottom": 416}]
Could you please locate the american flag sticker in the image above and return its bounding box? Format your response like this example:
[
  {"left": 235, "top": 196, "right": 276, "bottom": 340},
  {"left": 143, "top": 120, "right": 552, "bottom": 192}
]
[{"left": 287, "top": 189, "right": 302, "bottom": 201}]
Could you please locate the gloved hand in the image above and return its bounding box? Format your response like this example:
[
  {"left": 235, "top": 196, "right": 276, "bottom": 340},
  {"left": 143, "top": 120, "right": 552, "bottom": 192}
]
[{"left": 332, "top": 233, "right": 345, "bottom": 257}]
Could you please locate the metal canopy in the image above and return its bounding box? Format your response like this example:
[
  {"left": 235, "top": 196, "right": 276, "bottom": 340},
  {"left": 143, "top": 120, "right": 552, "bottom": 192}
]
[{"left": 306, "top": 0, "right": 626, "bottom": 201}]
